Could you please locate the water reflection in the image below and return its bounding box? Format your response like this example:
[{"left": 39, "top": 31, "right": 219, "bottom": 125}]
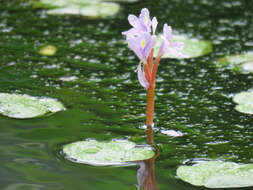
[{"left": 137, "top": 125, "right": 159, "bottom": 190}]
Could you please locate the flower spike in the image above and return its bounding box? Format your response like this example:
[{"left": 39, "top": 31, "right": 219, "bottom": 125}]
[{"left": 122, "top": 8, "right": 184, "bottom": 126}]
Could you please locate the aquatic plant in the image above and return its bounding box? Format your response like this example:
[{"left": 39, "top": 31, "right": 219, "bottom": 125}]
[{"left": 122, "top": 8, "right": 184, "bottom": 128}]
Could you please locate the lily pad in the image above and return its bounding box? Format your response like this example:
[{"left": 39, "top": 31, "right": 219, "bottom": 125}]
[
  {"left": 233, "top": 91, "right": 253, "bottom": 114},
  {"left": 177, "top": 161, "right": 253, "bottom": 188},
  {"left": 39, "top": 45, "right": 57, "bottom": 56},
  {"left": 154, "top": 35, "right": 212, "bottom": 59},
  {"left": 104, "top": 0, "right": 139, "bottom": 2},
  {"left": 63, "top": 139, "right": 155, "bottom": 166},
  {"left": 34, "top": 0, "right": 120, "bottom": 18},
  {"left": 47, "top": 3, "right": 119, "bottom": 18},
  {"left": 218, "top": 53, "right": 253, "bottom": 73},
  {"left": 34, "top": 0, "right": 98, "bottom": 9},
  {"left": 0, "top": 93, "right": 65, "bottom": 119}
]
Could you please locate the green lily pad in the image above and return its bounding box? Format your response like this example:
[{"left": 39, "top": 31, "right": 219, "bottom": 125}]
[
  {"left": 34, "top": 0, "right": 120, "bottom": 18},
  {"left": 218, "top": 53, "right": 253, "bottom": 73},
  {"left": 154, "top": 35, "right": 212, "bottom": 59},
  {"left": 233, "top": 91, "right": 253, "bottom": 114},
  {"left": 0, "top": 93, "right": 65, "bottom": 119},
  {"left": 63, "top": 139, "right": 155, "bottom": 166},
  {"left": 177, "top": 161, "right": 253, "bottom": 188}
]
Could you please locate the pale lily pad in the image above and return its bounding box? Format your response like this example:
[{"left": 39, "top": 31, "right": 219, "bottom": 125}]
[
  {"left": 34, "top": 0, "right": 120, "bottom": 18},
  {"left": 39, "top": 45, "right": 57, "bottom": 56},
  {"left": 47, "top": 3, "right": 119, "bottom": 18},
  {"left": 177, "top": 161, "right": 253, "bottom": 188},
  {"left": 105, "top": 0, "right": 139, "bottom": 2},
  {"left": 63, "top": 139, "right": 155, "bottom": 166},
  {"left": 34, "top": 0, "right": 98, "bottom": 9},
  {"left": 0, "top": 93, "right": 65, "bottom": 119},
  {"left": 218, "top": 53, "right": 253, "bottom": 73},
  {"left": 233, "top": 91, "right": 253, "bottom": 114},
  {"left": 154, "top": 35, "right": 212, "bottom": 59}
]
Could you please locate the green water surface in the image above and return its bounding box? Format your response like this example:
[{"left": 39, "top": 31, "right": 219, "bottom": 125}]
[{"left": 0, "top": 0, "right": 253, "bottom": 189}]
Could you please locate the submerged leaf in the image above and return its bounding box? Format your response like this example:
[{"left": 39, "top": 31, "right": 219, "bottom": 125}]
[
  {"left": 39, "top": 45, "right": 57, "bottom": 56},
  {"left": 154, "top": 35, "right": 212, "bottom": 59},
  {"left": 233, "top": 91, "right": 253, "bottom": 114},
  {"left": 63, "top": 139, "right": 155, "bottom": 166},
  {"left": 218, "top": 53, "right": 253, "bottom": 73},
  {"left": 0, "top": 93, "right": 65, "bottom": 119},
  {"left": 177, "top": 161, "right": 253, "bottom": 188}
]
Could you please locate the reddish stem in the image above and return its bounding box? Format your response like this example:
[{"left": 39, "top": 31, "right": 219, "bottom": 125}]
[
  {"left": 145, "top": 53, "right": 161, "bottom": 126},
  {"left": 146, "top": 84, "right": 155, "bottom": 126},
  {"left": 144, "top": 64, "right": 151, "bottom": 83},
  {"left": 150, "top": 55, "right": 161, "bottom": 88}
]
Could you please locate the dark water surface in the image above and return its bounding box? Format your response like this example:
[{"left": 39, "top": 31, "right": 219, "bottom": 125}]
[{"left": 0, "top": 0, "right": 253, "bottom": 189}]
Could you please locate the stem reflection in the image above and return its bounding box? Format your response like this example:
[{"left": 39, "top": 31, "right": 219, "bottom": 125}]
[{"left": 137, "top": 125, "right": 159, "bottom": 190}]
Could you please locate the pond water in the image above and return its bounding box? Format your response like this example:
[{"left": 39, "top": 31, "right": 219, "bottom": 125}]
[{"left": 0, "top": 0, "right": 253, "bottom": 189}]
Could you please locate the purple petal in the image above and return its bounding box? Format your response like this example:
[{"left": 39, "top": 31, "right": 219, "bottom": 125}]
[
  {"left": 128, "top": 15, "right": 139, "bottom": 28},
  {"left": 142, "top": 34, "right": 157, "bottom": 59},
  {"left": 140, "top": 8, "right": 150, "bottom": 18},
  {"left": 127, "top": 36, "right": 146, "bottom": 63},
  {"left": 137, "top": 64, "right": 149, "bottom": 89},
  {"left": 168, "top": 42, "right": 185, "bottom": 57},
  {"left": 158, "top": 38, "right": 166, "bottom": 56},
  {"left": 139, "top": 8, "right": 152, "bottom": 32},
  {"left": 172, "top": 41, "right": 184, "bottom": 50},
  {"left": 122, "top": 28, "right": 139, "bottom": 37},
  {"left": 140, "top": 8, "right": 150, "bottom": 24},
  {"left": 163, "top": 24, "right": 172, "bottom": 42}
]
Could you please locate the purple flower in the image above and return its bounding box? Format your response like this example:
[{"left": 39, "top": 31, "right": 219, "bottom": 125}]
[
  {"left": 159, "top": 24, "right": 184, "bottom": 57},
  {"left": 126, "top": 32, "right": 157, "bottom": 64},
  {"left": 137, "top": 64, "right": 149, "bottom": 89},
  {"left": 122, "top": 8, "right": 155, "bottom": 37}
]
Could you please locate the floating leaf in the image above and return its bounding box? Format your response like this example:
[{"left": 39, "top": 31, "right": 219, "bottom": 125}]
[
  {"left": 218, "top": 53, "right": 253, "bottom": 73},
  {"left": 233, "top": 91, "right": 253, "bottom": 114},
  {"left": 154, "top": 35, "right": 212, "bottom": 59},
  {"left": 0, "top": 93, "right": 65, "bottom": 119},
  {"left": 47, "top": 3, "right": 119, "bottom": 18},
  {"left": 104, "top": 0, "right": 139, "bottom": 2},
  {"left": 177, "top": 161, "right": 253, "bottom": 188},
  {"left": 63, "top": 139, "right": 155, "bottom": 166},
  {"left": 34, "top": 0, "right": 120, "bottom": 18},
  {"left": 39, "top": 45, "right": 57, "bottom": 56},
  {"left": 34, "top": 0, "right": 98, "bottom": 9}
]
